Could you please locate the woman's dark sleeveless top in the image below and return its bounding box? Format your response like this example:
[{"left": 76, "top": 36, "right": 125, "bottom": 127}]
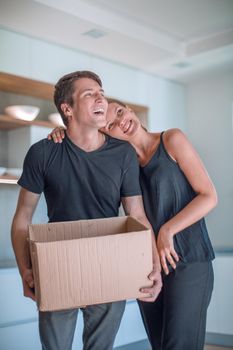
[{"left": 140, "top": 132, "right": 215, "bottom": 262}]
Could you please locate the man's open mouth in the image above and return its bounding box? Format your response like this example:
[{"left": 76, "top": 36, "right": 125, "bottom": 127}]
[{"left": 93, "top": 108, "right": 105, "bottom": 116}]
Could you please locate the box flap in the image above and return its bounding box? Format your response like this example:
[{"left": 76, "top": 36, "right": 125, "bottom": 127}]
[{"left": 29, "top": 216, "right": 149, "bottom": 243}]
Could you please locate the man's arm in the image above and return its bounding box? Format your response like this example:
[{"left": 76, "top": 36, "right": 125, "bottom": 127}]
[
  {"left": 11, "top": 188, "right": 40, "bottom": 300},
  {"left": 121, "top": 195, "right": 162, "bottom": 302}
]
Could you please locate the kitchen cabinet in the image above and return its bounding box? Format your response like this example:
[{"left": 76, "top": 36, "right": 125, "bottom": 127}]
[
  {"left": 0, "top": 72, "right": 54, "bottom": 101},
  {"left": 0, "top": 72, "right": 59, "bottom": 175},
  {"left": 0, "top": 72, "right": 55, "bottom": 185},
  {"left": 0, "top": 175, "right": 18, "bottom": 184},
  {"left": 0, "top": 114, "right": 53, "bottom": 131},
  {"left": 0, "top": 124, "right": 53, "bottom": 186},
  {"left": 0, "top": 74, "right": 56, "bottom": 264},
  {"left": 0, "top": 125, "right": 50, "bottom": 264}
]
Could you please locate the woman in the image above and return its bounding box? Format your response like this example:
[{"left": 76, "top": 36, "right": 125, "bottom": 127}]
[{"left": 48, "top": 98, "right": 217, "bottom": 350}]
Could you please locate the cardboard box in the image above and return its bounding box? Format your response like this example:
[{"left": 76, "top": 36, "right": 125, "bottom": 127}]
[{"left": 29, "top": 216, "right": 153, "bottom": 312}]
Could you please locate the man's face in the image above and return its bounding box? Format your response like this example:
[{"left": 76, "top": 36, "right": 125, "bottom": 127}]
[{"left": 66, "top": 78, "right": 108, "bottom": 129}]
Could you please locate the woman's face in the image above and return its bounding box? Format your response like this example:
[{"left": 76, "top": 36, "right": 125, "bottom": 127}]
[{"left": 100, "top": 102, "right": 141, "bottom": 141}]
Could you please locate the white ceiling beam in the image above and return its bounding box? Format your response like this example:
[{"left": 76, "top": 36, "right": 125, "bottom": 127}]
[
  {"left": 186, "top": 29, "right": 233, "bottom": 56},
  {"left": 33, "top": 0, "right": 183, "bottom": 54}
]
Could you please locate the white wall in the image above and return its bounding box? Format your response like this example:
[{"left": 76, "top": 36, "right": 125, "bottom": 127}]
[
  {"left": 207, "top": 255, "right": 233, "bottom": 336},
  {"left": 0, "top": 131, "right": 8, "bottom": 165},
  {"left": 186, "top": 70, "right": 233, "bottom": 248}
]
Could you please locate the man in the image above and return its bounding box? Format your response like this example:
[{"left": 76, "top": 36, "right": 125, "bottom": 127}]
[{"left": 11, "top": 71, "right": 161, "bottom": 350}]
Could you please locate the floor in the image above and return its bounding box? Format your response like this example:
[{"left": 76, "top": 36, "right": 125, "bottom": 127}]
[
  {"left": 205, "top": 346, "right": 233, "bottom": 350},
  {"left": 115, "top": 341, "right": 233, "bottom": 350}
]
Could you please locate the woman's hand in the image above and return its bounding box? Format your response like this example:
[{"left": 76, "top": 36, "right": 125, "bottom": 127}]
[
  {"left": 157, "top": 227, "right": 179, "bottom": 275},
  {"left": 47, "top": 127, "right": 66, "bottom": 143}
]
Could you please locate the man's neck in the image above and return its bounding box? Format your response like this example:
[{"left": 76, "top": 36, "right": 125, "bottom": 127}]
[{"left": 66, "top": 126, "right": 105, "bottom": 152}]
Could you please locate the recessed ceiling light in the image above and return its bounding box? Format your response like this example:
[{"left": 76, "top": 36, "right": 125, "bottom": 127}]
[
  {"left": 82, "top": 29, "right": 108, "bottom": 39},
  {"left": 173, "top": 62, "right": 191, "bottom": 69}
]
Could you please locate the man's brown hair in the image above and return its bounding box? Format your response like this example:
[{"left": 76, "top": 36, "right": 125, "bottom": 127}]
[{"left": 54, "top": 71, "right": 102, "bottom": 126}]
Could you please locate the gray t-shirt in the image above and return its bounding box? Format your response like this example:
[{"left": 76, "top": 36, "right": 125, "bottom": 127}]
[{"left": 18, "top": 134, "right": 141, "bottom": 222}]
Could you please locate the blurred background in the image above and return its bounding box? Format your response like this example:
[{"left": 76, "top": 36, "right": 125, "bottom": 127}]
[{"left": 0, "top": 0, "right": 232, "bottom": 349}]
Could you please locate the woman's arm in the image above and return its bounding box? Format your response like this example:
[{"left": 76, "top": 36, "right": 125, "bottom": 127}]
[
  {"left": 157, "top": 128, "right": 217, "bottom": 274},
  {"left": 47, "top": 127, "right": 66, "bottom": 143}
]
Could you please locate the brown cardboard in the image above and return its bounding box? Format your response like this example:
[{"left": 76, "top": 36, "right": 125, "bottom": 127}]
[{"left": 29, "top": 216, "right": 153, "bottom": 312}]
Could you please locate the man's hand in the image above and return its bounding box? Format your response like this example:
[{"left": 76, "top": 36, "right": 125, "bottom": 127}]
[
  {"left": 22, "top": 268, "right": 36, "bottom": 301},
  {"left": 139, "top": 268, "right": 162, "bottom": 302}
]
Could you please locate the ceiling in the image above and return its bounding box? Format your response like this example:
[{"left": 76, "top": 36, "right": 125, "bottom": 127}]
[{"left": 0, "top": 0, "right": 233, "bottom": 83}]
